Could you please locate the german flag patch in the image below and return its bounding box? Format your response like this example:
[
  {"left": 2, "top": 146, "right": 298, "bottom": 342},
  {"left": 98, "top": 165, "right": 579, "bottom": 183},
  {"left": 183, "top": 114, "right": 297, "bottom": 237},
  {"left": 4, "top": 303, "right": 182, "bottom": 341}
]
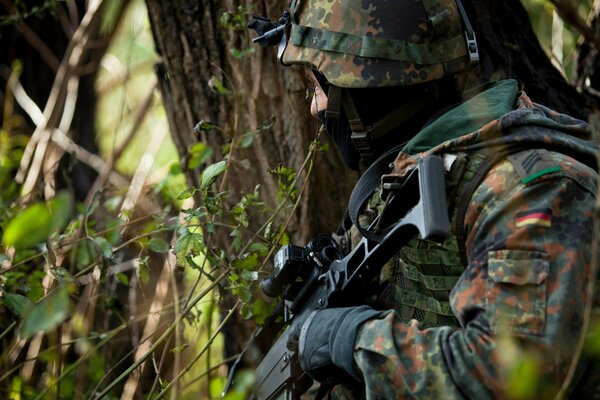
[{"left": 516, "top": 208, "right": 552, "bottom": 228}]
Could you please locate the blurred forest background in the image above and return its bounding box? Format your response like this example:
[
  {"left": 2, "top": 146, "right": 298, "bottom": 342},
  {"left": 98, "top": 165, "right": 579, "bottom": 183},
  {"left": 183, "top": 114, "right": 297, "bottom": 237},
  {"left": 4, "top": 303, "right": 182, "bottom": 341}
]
[{"left": 0, "top": 0, "right": 599, "bottom": 399}]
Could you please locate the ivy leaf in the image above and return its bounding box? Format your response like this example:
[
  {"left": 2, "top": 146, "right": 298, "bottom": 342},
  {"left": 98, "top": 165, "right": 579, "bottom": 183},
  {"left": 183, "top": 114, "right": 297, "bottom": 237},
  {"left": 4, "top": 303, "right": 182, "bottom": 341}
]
[
  {"left": 201, "top": 160, "right": 227, "bottom": 189},
  {"left": 21, "top": 286, "right": 70, "bottom": 339},
  {"left": 149, "top": 237, "right": 170, "bottom": 253},
  {"left": 3, "top": 293, "right": 33, "bottom": 317}
]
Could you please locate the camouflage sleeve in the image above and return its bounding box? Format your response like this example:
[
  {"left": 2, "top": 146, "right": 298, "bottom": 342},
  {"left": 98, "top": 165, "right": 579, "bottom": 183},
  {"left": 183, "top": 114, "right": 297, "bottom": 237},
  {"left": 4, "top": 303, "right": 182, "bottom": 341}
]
[{"left": 353, "top": 150, "right": 597, "bottom": 399}]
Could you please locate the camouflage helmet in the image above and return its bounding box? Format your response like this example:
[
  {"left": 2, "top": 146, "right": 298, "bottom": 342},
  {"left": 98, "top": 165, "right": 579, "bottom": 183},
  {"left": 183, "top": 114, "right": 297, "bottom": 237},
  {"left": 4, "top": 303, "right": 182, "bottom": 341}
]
[{"left": 279, "top": 0, "right": 478, "bottom": 88}]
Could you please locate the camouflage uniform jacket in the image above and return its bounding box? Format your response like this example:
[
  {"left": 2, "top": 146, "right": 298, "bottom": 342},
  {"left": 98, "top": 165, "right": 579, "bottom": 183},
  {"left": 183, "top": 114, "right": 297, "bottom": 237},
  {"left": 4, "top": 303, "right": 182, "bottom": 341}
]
[{"left": 345, "top": 80, "right": 598, "bottom": 399}]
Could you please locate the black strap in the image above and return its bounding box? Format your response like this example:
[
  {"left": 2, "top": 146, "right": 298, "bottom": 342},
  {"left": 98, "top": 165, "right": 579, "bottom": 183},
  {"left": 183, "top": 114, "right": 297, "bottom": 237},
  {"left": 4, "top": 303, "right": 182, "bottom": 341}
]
[
  {"left": 347, "top": 145, "right": 404, "bottom": 243},
  {"left": 326, "top": 85, "right": 342, "bottom": 119}
]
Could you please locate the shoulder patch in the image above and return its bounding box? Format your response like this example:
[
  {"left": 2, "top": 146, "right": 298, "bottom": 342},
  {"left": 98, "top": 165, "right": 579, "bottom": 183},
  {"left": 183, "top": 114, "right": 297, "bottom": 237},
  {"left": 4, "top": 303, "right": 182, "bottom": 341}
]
[
  {"left": 516, "top": 208, "right": 552, "bottom": 228},
  {"left": 507, "top": 149, "right": 561, "bottom": 184}
]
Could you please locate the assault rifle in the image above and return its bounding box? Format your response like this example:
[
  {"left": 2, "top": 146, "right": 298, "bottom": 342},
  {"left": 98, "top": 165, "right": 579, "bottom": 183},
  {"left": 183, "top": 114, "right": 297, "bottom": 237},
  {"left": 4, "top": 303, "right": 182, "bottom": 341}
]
[{"left": 224, "top": 155, "right": 450, "bottom": 399}]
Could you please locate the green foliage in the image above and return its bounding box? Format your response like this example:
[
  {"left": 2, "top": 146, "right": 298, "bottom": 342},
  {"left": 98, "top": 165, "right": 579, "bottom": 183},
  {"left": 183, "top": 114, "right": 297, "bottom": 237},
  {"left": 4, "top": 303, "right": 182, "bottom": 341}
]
[
  {"left": 201, "top": 160, "right": 228, "bottom": 189},
  {"left": 208, "top": 76, "right": 232, "bottom": 96},
  {"left": 20, "top": 285, "right": 70, "bottom": 339}
]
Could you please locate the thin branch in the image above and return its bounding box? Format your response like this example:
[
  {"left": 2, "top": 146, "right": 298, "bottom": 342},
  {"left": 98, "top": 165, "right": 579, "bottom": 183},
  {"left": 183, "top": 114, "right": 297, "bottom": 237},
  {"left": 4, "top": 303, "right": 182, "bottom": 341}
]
[
  {"left": 91, "top": 268, "right": 231, "bottom": 400},
  {"left": 55, "top": 1, "right": 75, "bottom": 37},
  {"left": 120, "top": 198, "right": 193, "bottom": 399},
  {"left": 16, "top": 0, "right": 105, "bottom": 199},
  {"left": 8, "top": 75, "right": 130, "bottom": 188},
  {"left": 153, "top": 300, "right": 241, "bottom": 399}
]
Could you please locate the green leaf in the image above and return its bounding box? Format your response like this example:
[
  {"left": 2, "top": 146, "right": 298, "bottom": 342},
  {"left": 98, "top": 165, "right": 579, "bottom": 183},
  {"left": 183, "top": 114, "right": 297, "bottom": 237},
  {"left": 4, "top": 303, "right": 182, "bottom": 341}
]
[
  {"left": 233, "top": 253, "right": 258, "bottom": 270},
  {"left": 201, "top": 160, "right": 227, "bottom": 189},
  {"left": 137, "top": 257, "right": 150, "bottom": 285},
  {"left": 175, "top": 230, "right": 203, "bottom": 257},
  {"left": 507, "top": 356, "right": 540, "bottom": 399},
  {"left": 21, "top": 286, "right": 70, "bottom": 339},
  {"left": 149, "top": 237, "right": 170, "bottom": 253},
  {"left": 248, "top": 242, "right": 269, "bottom": 255},
  {"left": 585, "top": 321, "right": 600, "bottom": 357},
  {"left": 187, "top": 142, "right": 213, "bottom": 170},
  {"left": 177, "top": 188, "right": 196, "bottom": 200},
  {"left": 230, "top": 47, "right": 255, "bottom": 59},
  {"left": 48, "top": 191, "right": 73, "bottom": 234},
  {"left": 251, "top": 298, "right": 272, "bottom": 325},
  {"left": 193, "top": 120, "right": 218, "bottom": 133},
  {"left": 239, "top": 132, "right": 254, "bottom": 148},
  {"left": 94, "top": 236, "right": 113, "bottom": 259},
  {"left": 3, "top": 202, "right": 52, "bottom": 249},
  {"left": 240, "top": 270, "right": 258, "bottom": 281},
  {"left": 208, "top": 76, "right": 232, "bottom": 95},
  {"left": 3, "top": 293, "right": 33, "bottom": 317},
  {"left": 76, "top": 239, "right": 94, "bottom": 268},
  {"left": 209, "top": 377, "right": 225, "bottom": 399},
  {"left": 222, "top": 369, "right": 255, "bottom": 400},
  {"left": 116, "top": 272, "right": 129, "bottom": 286}
]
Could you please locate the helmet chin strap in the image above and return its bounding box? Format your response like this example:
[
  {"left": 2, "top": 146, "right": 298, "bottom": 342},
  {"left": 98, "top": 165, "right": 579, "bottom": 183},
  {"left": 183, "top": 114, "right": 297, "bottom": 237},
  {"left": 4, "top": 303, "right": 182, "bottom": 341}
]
[{"left": 326, "top": 84, "right": 438, "bottom": 166}]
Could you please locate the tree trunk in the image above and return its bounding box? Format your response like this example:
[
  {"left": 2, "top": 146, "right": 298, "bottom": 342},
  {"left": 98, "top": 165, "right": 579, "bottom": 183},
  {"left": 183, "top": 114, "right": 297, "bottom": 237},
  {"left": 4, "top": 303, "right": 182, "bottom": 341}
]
[{"left": 145, "top": 0, "right": 356, "bottom": 243}]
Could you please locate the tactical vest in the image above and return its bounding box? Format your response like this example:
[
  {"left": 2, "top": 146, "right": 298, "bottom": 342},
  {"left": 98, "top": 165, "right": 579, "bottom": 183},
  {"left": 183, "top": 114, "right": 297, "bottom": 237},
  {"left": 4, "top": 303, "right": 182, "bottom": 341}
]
[
  {"left": 337, "top": 150, "right": 498, "bottom": 328},
  {"left": 377, "top": 151, "right": 492, "bottom": 328}
]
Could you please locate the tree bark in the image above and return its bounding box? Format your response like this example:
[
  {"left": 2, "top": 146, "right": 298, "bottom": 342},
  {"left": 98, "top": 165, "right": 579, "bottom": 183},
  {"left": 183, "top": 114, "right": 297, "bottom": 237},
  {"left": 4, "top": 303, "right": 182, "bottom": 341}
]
[{"left": 145, "top": 0, "right": 356, "bottom": 243}]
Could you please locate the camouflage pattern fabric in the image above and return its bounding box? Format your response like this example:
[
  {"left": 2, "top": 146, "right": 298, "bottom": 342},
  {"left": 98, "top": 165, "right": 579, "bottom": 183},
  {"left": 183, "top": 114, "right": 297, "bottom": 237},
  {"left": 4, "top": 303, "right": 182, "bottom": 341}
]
[
  {"left": 281, "top": 0, "right": 471, "bottom": 88},
  {"left": 344, "top": 82, "right": 598, "bottom": 399}
]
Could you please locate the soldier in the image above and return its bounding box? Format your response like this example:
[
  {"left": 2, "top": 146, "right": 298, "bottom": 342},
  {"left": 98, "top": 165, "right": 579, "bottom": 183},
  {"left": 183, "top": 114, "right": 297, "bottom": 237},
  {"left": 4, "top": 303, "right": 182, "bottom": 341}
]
[{"left": 250, "top": 0, "right": 599, "bottom": 398}]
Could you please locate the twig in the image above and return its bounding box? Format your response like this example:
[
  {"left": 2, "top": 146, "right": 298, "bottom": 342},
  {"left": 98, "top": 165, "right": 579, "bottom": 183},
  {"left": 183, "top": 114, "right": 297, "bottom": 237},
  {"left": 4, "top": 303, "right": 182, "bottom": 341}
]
[
  {"left": 91, "top": 268, "right": 230, "bottom": 399},
  {"left": 152, "top": 300, "right": 241, "bottom": 399},
  {"left": 85, "top": 81, "right": 157, "bottom": 207},
  {"left": 16, "top": 0, "right": 105, "bottom": 200},
  {"left": 56, "top": 1, "right": 75, "bottom": 37},
  {"left": 120, "top": 198, "right": 194, "bottom": 400},
  {"left": 118, "top": 119, "right": 167, "bottom": 223},
  {"left": 8, "top": 74, "right": 131, "bottom": 188}
]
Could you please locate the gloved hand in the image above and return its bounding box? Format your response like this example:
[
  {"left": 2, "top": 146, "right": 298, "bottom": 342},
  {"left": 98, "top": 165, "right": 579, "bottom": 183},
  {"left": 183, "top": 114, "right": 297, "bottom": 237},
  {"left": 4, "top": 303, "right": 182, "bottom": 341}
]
[{"left": 290, "top": 306, "right": 383, "bottom": 384}]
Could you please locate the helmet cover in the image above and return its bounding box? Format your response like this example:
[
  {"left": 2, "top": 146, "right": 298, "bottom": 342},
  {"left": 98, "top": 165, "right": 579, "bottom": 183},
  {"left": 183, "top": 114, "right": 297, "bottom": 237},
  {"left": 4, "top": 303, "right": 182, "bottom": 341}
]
[{"left": 281, "top": 0, "right": 472, "bottom": 88}]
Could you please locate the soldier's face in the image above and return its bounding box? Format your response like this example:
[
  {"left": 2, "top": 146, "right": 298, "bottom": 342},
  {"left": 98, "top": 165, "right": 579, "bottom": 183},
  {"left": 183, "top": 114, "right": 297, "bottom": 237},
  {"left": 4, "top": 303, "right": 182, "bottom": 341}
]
[{"left": 307, "top": 73, "right": 328, "bottom": 118}]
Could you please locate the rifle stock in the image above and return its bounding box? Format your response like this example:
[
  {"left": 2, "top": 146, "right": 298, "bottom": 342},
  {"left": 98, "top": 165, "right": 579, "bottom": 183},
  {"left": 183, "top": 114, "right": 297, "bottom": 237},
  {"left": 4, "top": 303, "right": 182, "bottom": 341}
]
[{"left": 249, "top": 155, "right": 450, "bottom": 399}]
